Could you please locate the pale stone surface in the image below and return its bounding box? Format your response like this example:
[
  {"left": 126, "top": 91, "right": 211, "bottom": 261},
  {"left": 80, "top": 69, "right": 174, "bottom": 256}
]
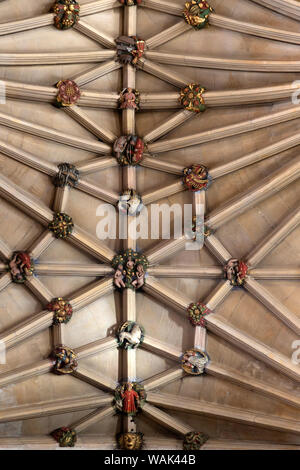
[{"left": 0, "top": 0, "right": 299, "bottom": 448}]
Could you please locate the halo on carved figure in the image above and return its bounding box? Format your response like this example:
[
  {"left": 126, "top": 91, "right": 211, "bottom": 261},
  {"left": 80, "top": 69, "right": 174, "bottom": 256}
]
[
  {"left": 55, "top": 79, "right": 81, "bottom": 107},
  {"left": 114, "top": 381, "right": 146, "bottom": 416},
  {"left": 183, "top": 164, "right": 212, "bottom": 192},
  {"left": 115, "top": 36, "right": 145, "bottom": 66},
  {"left": 183, "top": 1, "right": 213, "bottom": 30},
  {"left": 117, "top": 432, "right": 144, "bottom": 450},
  {"left": 180, "top": 84, "right": 206, "bottom": 113},
  {"left": 113, "top": 135, "right": 145, "bottom": 166},
  {"left": 118, "top": 189, "right": 143, "bottom": 216},
  {"left": 187, "top": 302, "right": 211, "bottom": 327},
  {"left": 224, "top": 258, "right": 248, "bottom": 287},
  {"left": 8, "top": 251, "right": 34, "bottom": 284},
  {"left": 112, "top": 249, "right": 148, "bottom": 290},
  {"left": 48, "top": 212, "right": 74, "bottom": 238},
  {"left": 119, "top": 0, "right": 142, "bottom": 5},
  {"left": 181, "top": 348, "right": 209, "bottom": 375},
  {"left": 53, "top": 163, "right": 80, "bottom": 188},
  {"left": 117, "top": 321, "right": 145, "bottom": 350},
  {"left": 183, "top": 431, "right": 209, "bottom": 450},
  {"left": 51, "top": 345, "right": 78, "bottom": 374},
  {"left": 52, "top": 0, "right": 80, "bottom": 30},
  {"left": 47, "top": 297, "right": 73, "bottom": 325},
  {"left": 51, "top": 427, "right": 77, "bottom": 447},
  {"left": 119, "top": 88, "right": 140, "bottom": 111}
]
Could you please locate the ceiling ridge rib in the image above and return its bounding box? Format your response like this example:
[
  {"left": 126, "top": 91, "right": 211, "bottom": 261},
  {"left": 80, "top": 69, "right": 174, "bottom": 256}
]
[
  {"left": 145, "top": 50, "right": 300, "bottom": 73},
  {"left": 0, "top": 111, "right": 111, "bottom": 154},
  {"left": 0, "top": 394, "right": 112, "bottom": 423},
  {"left": 250, "top": 0, "right": 300, "bottom": 21},
  {"left": 0, "top": 0, "right": 121, "bottom": 36},
  {"left": 0, "top": 0, "right": 299, "bottom": 450},
  {"left": 144, "top": 12, "right": 300, "bottom": 49},
  {"left": 246, "top": 206, "right": 300, "bottom": 267},
  {"left": 148, "top": 107, "right": 300, "bottom": 154},
  {"left": 146, "top": 391, "right": 300, "bottom": 434}
]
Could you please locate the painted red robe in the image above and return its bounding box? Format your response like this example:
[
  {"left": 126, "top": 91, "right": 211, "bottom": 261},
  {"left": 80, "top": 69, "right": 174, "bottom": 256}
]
[{"left": 121, "top": 389, "right": 139, "bottom": 414}]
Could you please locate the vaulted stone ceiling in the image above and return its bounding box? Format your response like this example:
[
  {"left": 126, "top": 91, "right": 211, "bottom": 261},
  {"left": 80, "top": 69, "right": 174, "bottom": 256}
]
[{"left": 0, "top": 0, "right": 299, "bottom": 450}]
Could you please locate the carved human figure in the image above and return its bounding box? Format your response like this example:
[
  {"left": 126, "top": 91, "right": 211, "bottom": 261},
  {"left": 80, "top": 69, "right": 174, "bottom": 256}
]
[
  {"left": 9, "top": 252, "right": 33, "bottom": 283},
  {"left": 121, "top": 382, "right": 140, "bottom": 415},
  {"left": 113, "top": 135, "right": 128, "bottom": 160},
  {"left": 114, "top": 264, "right": 126, "bottom": 289},
  {"left": 9, "top": 254, "right": 23, "bottom": 281},
  {"left": 119, "top": 88, "right": 139, "bottom": 110},
  {"left": 182, "top": 349, "right": 208, "bottom": 375},
  {"left": 112, "top": 249, "right": 148, "bottom": 290},
  {"left": 128, "top": 193, "right": 142, "bottom": 215},
  {"left": 131, "top": 136, "right": 144, "bottom": 164},
  {"left": 225, "top": 258, "right": 237, "bottom": 282},
  {"left": 113, "top": 135, "right": 144, "bottom": 166},
  {"left": 118, "top": 190, "right": 143, "bottom": 216},
  {"left": 117, "top": 432, "right": 144, "bottom": 450},
  {"left": 224, "top": 258, "right": 248, "bottom": 286},
  {"left": 52, "top": 345, "right": 78, "bottom": 374},
  {"left": 132, "top": 264, "right": 145, "bottom": 289},
  {"left": 127, "top": 135, "right": 139, "bottom": 162}
]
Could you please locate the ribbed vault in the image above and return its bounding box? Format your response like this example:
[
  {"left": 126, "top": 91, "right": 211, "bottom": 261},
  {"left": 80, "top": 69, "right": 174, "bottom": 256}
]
[{"left": 0, "top": 0, "right": 299, "bottom": 450}]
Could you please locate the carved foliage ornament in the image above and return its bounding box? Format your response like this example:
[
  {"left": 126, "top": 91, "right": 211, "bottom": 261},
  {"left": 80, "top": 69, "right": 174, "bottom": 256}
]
[
  {"left": 181, "top": 348, "right": 209, "bottom": 375},
  {"left": 119, "top": 88, "right": 140, "bottom": 111},
  {"left": 180, "top": 84, "right": 206, "bottom": 113},
  {"left": 52, "top": 1, "right": 80, "bottom": 30},
  {"left": 48, "top": 212, "right": 74, "bottom": 238},
  {"left": 8, "top": 252, "right": 34, "bottom": 284},
  {"left": 47, "top": 297, "right": 73, "bottom": 325},
  {"left": 114, "top": 382, "right": 146, "bottom": 416},
  {"left": 117, "top": 432, "right": 144, "bottom": 450},
  {"left": 183, "top": 431, "right": 209, "bottom": 450},
  {"left": 117, "top": 321, "right": 145, "bottom": 350},
  {"left": 51, "top": 345, "right": 78, "bottom": 374},
  {"left": 183, "top": 164, "right": 212, "bottom": 191},
  {"left": 51, "top": 427, "right": 77, "bottom": 447},
  {"left": 224, "top": 258, "right": 248, "bottom": 286},
  {"left": 112, "top": 249, "right": 148, "bottom": 290},
  {"left": 188, "top": 302, "right": 211, "bottom": 327},
  {"left": 53, "top": 163, "right": 80, "bottom": 188},
  {"left": 183, "top": 1, "right": 213, "bottom": 30},
  {"left": 113, "top": 135, "right": 144, "bottom": 166},
  {"left": 116, "top": 36, "right": 145, "bottom": 66},
  {"left": 118, "top": 189, "right": 143, "bottom": 216},
  {"left": 55, "top": 80, "right": 81, "bottom": 107}
]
